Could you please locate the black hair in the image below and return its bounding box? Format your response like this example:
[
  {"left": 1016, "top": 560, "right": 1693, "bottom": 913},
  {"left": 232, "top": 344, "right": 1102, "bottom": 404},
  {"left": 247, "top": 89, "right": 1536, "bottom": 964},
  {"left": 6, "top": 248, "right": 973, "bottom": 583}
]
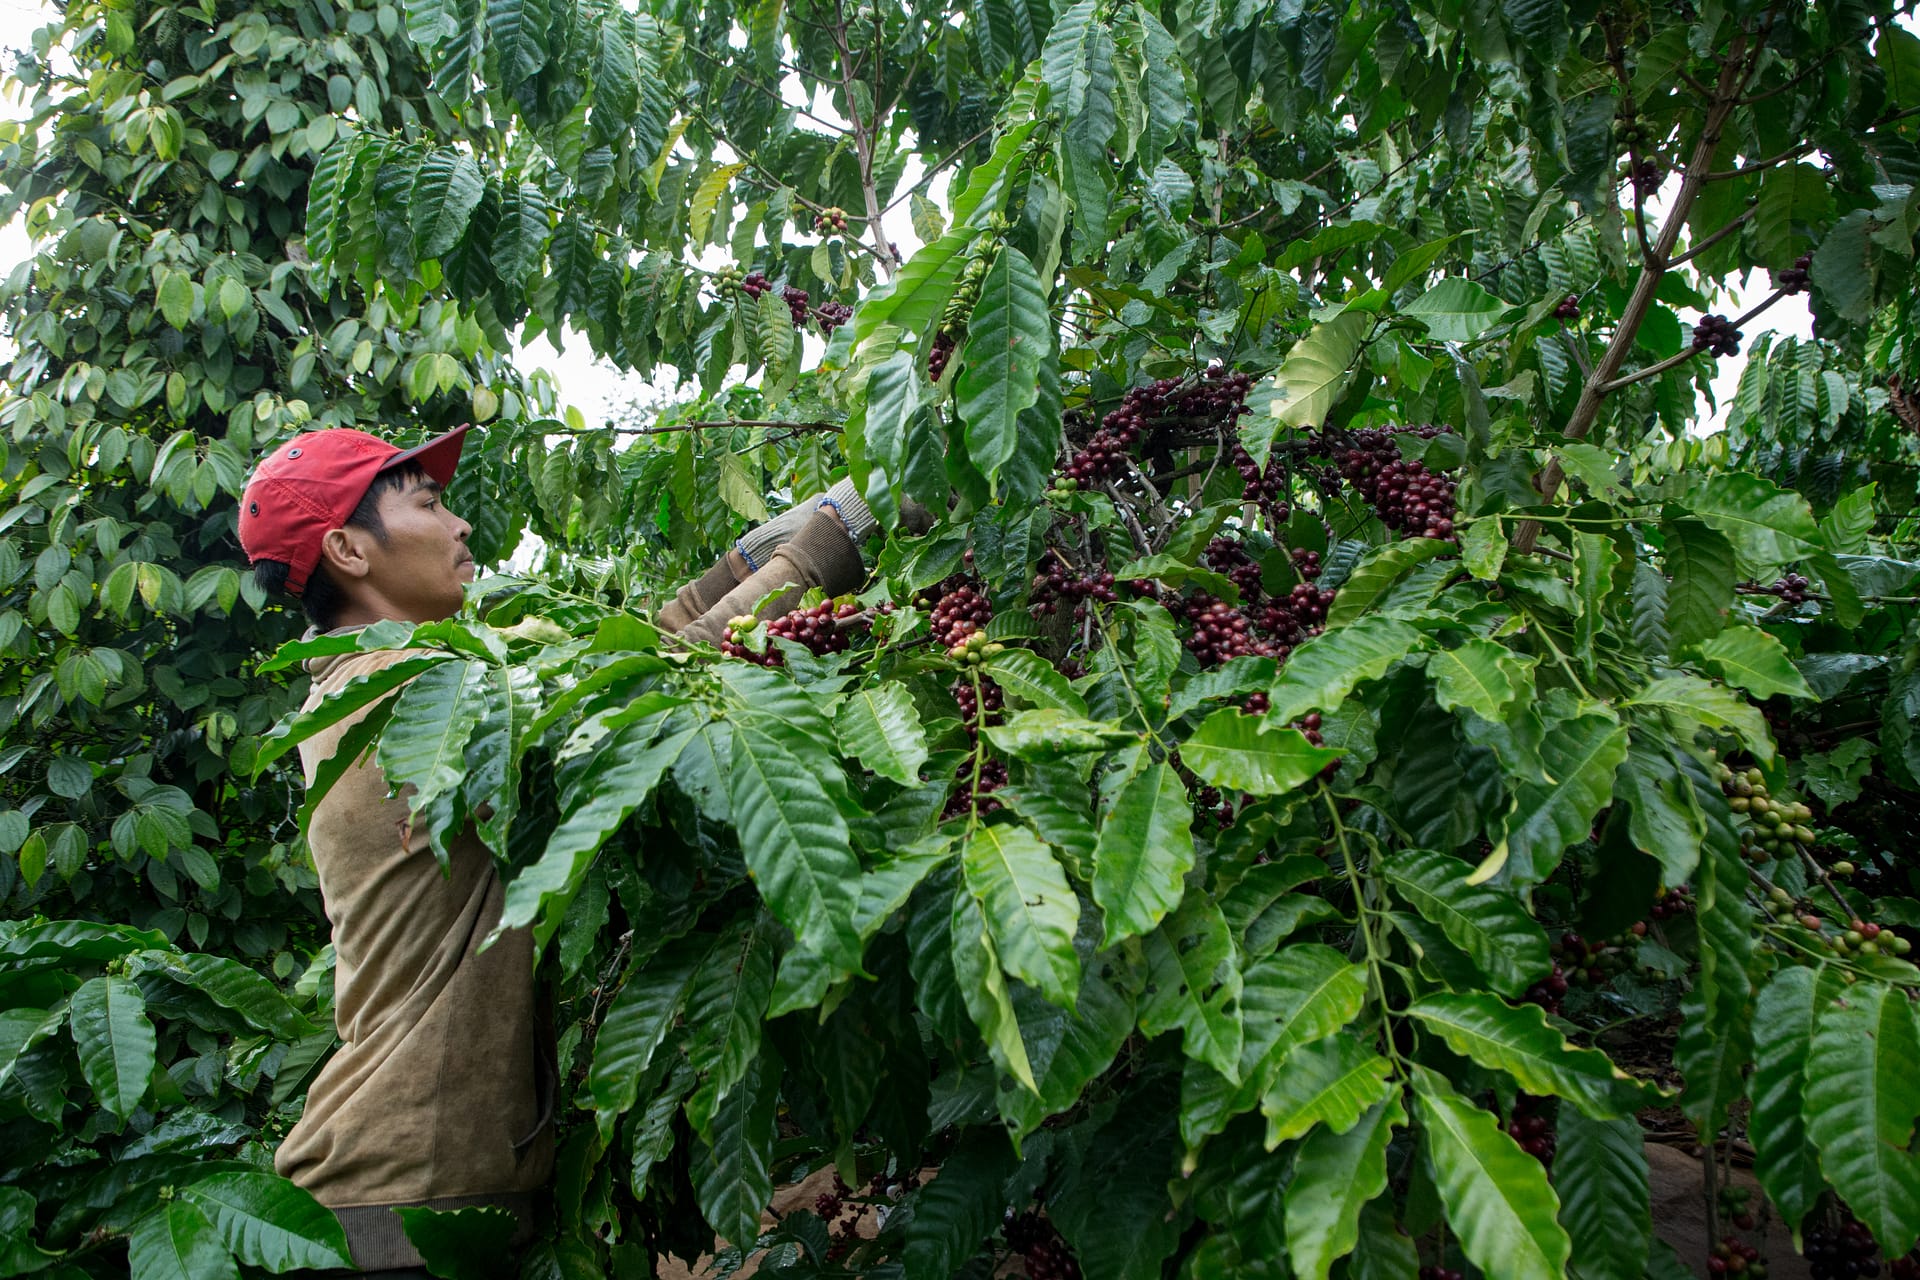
[{"left": 251, "top": 462, "right": 431, "bottom": 631}]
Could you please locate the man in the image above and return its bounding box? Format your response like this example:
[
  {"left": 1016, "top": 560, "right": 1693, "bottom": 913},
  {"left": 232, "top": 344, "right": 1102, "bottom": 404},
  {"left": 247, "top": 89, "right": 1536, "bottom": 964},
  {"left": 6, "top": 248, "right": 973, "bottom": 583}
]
[{"left": 238, "top": 423, "right": 874, "bottom": 1273}]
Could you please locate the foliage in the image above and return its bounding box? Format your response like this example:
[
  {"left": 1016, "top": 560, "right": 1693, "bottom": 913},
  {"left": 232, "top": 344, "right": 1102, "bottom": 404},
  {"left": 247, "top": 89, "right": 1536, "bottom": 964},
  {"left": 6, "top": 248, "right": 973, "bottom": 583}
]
[{"left": 6, "top": 0, "right": 1920, "bottom": 1274}]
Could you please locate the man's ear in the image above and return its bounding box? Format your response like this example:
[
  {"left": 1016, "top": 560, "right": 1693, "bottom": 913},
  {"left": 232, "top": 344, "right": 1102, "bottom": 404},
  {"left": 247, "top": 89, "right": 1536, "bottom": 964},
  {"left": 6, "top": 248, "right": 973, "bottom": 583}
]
[{"left": 318, "top": 526, "right": 375, "bottom": 582}]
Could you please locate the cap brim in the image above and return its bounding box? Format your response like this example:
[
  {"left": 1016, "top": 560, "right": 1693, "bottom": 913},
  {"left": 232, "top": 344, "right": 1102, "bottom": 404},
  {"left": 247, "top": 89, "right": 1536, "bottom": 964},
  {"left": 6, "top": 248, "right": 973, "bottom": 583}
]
[{"left": 383, "top": 423, "right": 471, "bottom": 487}]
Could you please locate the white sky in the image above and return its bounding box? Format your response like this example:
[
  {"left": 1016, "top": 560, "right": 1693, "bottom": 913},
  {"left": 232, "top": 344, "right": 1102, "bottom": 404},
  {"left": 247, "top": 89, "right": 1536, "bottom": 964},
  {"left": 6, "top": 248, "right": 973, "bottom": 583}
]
[{"left": 0, "top": 0, "right": 1810, "bottom": 429}]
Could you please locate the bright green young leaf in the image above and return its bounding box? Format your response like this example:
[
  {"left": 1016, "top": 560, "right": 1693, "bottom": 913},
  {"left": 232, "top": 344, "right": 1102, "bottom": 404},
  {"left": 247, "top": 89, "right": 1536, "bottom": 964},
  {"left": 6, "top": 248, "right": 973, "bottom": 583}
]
[
  {"left": 1259, "top": 1032, "right": 1394, "bottom": 1148},
  {"left": 729, "top": 719, "right": 863, "bottom": 972},
  {"left": 69, "top": 974, "right": 155, "bottom": 1118},
  {"left": 1405, "top": 992, "right": 1652, "bottom": 1119},
  {"left": 1627, "top": 676, "right": 1774, "bottom": 763},
  {"left": 835, "top": 683, "right": 930, "bottom": 786},
  {"left": 1495, "top": 710, "right": 1630, "bottom": 885},
  {"left": 950, "top": 887, "right": 1037, "bottom": 1093},
  {"left": 1285, "top": 1095, "right": 1405, "bottom": 1280},
  {"left": 1180, "top": 711, "right": 1342, "bottom": 795},
  {"left": 1403, "top": 278, "right": 1510, "bottom": 341},
  {"left": 1427, "top": 639, "right": 1533, "bottom": 723},
  {"left": 1381, "top": 849, "right": 1550, "bottom": 997},
  {"left": 1268, "top": 614, "right": 1425, "bottom": 721},
  {"left": 961, "top": 822, "right": 1081, "bottom": 1008},
  {"left": 1413, "top": 1069, "right": 1572, "bottom": 1280},
  {"left": 1688, "top": 627, "right": 1815, "bottom": 701},
  {"left": 1093, "top": 761, "right": 1195, "bottom": 945},
  {"left": 128, "top": 1201, "right": 238, "bottom": 1280},
  {"left": 1261, "top": 310, "right": 1371, "bottom": 451},
  {"left": 981, "top": 649, "right": 1088, "bottom": 715},
  {"left": 1324, "top": 543, "right": 1450, "bottom": 628}
]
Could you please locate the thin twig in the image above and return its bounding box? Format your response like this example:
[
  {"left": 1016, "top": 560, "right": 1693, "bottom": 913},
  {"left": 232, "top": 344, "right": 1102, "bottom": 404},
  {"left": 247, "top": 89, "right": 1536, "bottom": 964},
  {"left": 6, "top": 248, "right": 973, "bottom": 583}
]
[{"left": 1668, "top": 203, "right": 1758, "bottom": 267}]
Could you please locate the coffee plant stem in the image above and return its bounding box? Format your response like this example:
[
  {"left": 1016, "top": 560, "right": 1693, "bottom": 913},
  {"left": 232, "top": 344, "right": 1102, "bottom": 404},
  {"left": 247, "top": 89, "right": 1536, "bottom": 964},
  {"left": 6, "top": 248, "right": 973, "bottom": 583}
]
[{"left": 1323, "top": 787, "right": 1407, "bottom": 1077}]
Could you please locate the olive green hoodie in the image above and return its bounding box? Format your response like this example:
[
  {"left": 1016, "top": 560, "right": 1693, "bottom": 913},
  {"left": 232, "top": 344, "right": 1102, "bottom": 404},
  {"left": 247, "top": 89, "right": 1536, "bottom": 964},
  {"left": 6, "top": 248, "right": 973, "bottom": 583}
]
[{"left": 274, "top": 643, "right": 554, "bottom": 1270}]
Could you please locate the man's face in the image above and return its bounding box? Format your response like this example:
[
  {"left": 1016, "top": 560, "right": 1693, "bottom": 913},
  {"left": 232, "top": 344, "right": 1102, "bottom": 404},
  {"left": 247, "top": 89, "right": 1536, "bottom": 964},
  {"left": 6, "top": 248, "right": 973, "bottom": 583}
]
[{"left": 354, "top": 475, "right": 475, "bottom": 623}]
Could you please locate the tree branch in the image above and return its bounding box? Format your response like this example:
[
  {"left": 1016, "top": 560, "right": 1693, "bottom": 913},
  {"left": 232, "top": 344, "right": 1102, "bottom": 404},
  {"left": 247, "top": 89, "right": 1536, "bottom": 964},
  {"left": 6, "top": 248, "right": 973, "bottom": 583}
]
[{"left": 1668, "top": 202, "right": 1758, "bottom": 267}]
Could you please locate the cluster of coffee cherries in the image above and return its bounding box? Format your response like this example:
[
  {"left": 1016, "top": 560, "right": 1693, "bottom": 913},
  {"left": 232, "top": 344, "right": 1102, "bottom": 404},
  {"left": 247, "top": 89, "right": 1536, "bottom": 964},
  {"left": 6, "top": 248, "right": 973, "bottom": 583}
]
[
  {"left": 721, "top": 601, "right": 860, "bottom": 666},
  {"left": 1738, "top": 573, "right": 1812, "bottom": 605},
  {"left": 1522, "top": 961, "right": 1573, "bottom": 1016},
  {"left": 1778, "top": 251, "right": 1814, "bottom": 295},
  {"left": 813, "top": 1175, "right": 857, "bottom": 1228},
  {"left": 929, "top": 581, "right": 994, "bottom": 647},
  {"left": 1029, "top": 552, "right": 1118, "bottom": 619},
  {"left": 1327, "top": 426, "right": 1459, "bottom": 540},
  {"left": 739, "top": 270, "right": 773, "bottom": 298},
  {"left": 1505, "top": 1094, "right": 1556, "bottom": 1166},
  {"left": 1692, "top": 314, "right": 1744, "bottom": 357},
  {"left": 814, "top": 206, "right": 850, "bottom": 235},
  {"left": 1229, "top": 443, "right": 1290, "bottom": 518},
  {"left": 1710, "top": 1237, "right": 1768, "bottom": 1277},
  {"left": 948, "top": 629, "right": 1003, "bottom": 666},
  {"left": 1005, "top": 1211, "right": 1081, "bottom": 1280},
  {"left": 1178, "top": 593, "right": 1280, "bottom": 666},
  {"left": 1718, "top": 1184, "right": 1760, "bottom": 1232},
  {"left": 951, "top": 676, "right": 1004, "bottom": 737},
  {"left": 1631, "top": 157, "right": 1665, "bottom": 195},
  {"left": 1064, "top": 367, "right": 1255, "bottom": 486},
  {"left": 1553, "top": 294, "right": 1581, "bottom": 320},
  {"left": 1715, "top": 761, "right": 1816, "bottom": 865},
  {"left": 942, "top": 756, "right": 1009, "bottom": 820},
  {"left": 1551, "top": 930, "right": 1635, "bottom": 987},
  {"left": 1890, "top": 1248, "right": 1920, "bottom": 1280},
  {"left": 927, "top": 331, "right": 957, "bottom": 381},
  {"left": 1419, "top": 1265, "right": 1466, "bottom": 1280},
  {"left": 1650, "top": 883, "right": 1694, "bottom": 920},
  {"left": 813, "top": 300, "right": 853, "bottom": 333},
  {"left": 1765, "top": 885, "right": 1912, "bottom": 959},
  {"left": 781, "top": 286, "right": 812, "bottom": 325},
  {"left": 1204, "top": 537, "right": 1266, "bottom": 599},
  {"left": 1806, "top": 1221, "right": 1880, "bottom": 1280}
]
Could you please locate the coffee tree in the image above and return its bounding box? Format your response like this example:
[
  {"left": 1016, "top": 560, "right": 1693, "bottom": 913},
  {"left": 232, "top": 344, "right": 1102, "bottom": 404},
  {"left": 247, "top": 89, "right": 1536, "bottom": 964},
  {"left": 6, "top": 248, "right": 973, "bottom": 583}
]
[{"left": 7, "top": 0, "right": 1920, "bottom": 1274}]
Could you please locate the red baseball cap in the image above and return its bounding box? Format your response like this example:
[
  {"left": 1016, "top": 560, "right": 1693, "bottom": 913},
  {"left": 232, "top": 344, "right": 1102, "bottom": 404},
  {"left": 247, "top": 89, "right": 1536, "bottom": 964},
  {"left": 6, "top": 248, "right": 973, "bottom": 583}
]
[{"left": 239, "top": 424, "right": 471, "bottom": 594}]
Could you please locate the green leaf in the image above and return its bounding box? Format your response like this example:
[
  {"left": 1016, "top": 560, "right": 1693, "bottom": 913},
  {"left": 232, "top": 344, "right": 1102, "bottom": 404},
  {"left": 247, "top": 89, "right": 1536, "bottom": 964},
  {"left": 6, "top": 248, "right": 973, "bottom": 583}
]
[
  {"left": 982, "top": 708, "right": 1137, "bottom": 758},
  {"left": 683, "top": 915, "right": 778, "bottom": 1133},
  {"left": 0, "top": 1007, "right": 67, "bottom": 1091},
  {"left": 1264, "top": 310, "right": 1371, "bottom": 448},
  {"left": 1553, "top": 1110, "right": 1651, "bottom": 1280},
  {"left": 950, "top": 887, "right": 1037, "bottom": 1092},
  {"left": 899, "top": 1132, "right": 1016, "bottom": 1280},
  {"left": 1426, "top": 639, "right": 1532, "bottom": 723},
  {"left": 999, "top": 964, "right": 1134, "bottom": 1138},
  {"left": 1495, "top": 710, "right": 1630, "bottom": 885},
  {"left": 1180, "top": 943, "right": 1368, "bottom": 1148},
  {"left": 1572, "top": 532, "right": 1619, "bottom": 657},
  {"left": 133, "top": 951, "right": 312, "bottom": 1039},
  {"left": 1404, "top": 992, "right": 1651, "bottom": 1119},
  {"left": 1285, "top": 1096, "right": 1405, "bottom": 1280},
  {"left": 836, "top": 683, "right": 930, "bottom": 786},
  {"left": 503, "top": 721, "right": 698, "bottom": 932},
  {"left": 981, "top": 649, "right": 1088, "bottom": 715},
  {"left": 1661, "top": 518, "right": 1737, "bottom": 654},
  {"left": 956, "top": 247, "right": 1050, "bottom": 481},
  {"left": 1268, "top": 617, "right": 1424, "bottom": 726},
  {"left": 715, "top": 450, "right": 769, "bottom": 523},
  {"left": 1259, "top": 1033, "right": 1395, "bottom": 1148},
  {"left": 694, "top": 1047, "right": 778, "bottom": 1247},
  {"left": 177, "top": 1172, "right": 353, "bottom": 1272},
  {"left": 1325, "top": 544, "right": 1450, "bottom": 628},
  {"left": 1093, "top": 762, "right": 1195, "bottom": 945},
  {"left": 1381, "top": 849, "right": 1550, "bottom": 997},
  {"left": 1181, "top": 711, "right": 1342, "bottom": 795},
  {"left": 157, "top": 271, "right": 194, "bottom": 330},
  {"left": 1805, "top": 980, "right": 1920, "bottom": 1254},
  {"left": 729, "top": 720, "right": 863, "bottom": 973},
  {"left": 1689, "top": 473, "right": 1824, "bottom": 572},
  {"left": 69, "top": 974, "right": 155, "bottom": 1118},
  {"left": 1627, "top": 676, "right": 1773, "bottom": 763},
  {"left": 1138, "top": 896, "right": 1243, "bottom": 1079},
  {"left": 1412, "top": 1069, "right": 1571, "bottom": 1280},
  {"left": 374, "top": 657, "right": 491, "bottom": 864},
  {"left": 850, "top": 349, "right": 924, "bottom": 531},
  {"left": 1403, "top": 278, "right": 1510, "bottom": 342},
  {"left": 1752, "top": 163, "right": 1832, "bottom": 269},
  {"left": 1616, "top": 737, "right": 1705, "bottom": 887},
  {"left": 588, "top": 934, "right": 705, "bottom": 1114},
  {"left": 411, "top": 149, "right": 485, "bottom": 259},
  {"left": 962, "top": 822, "right": 1080, "bottom": 1007},
  {"left": 396, "top": 1205, "right": 519, "bottom": 1280},
  {"left": 128, "top": 1202, "right": 238, "bottom": 1280},
  {"left": 1748, "top": 966, "right": 1833, "bottom": 1237},
  {"left": 689, "top": 163, "right": 745, "bottom": 246},
  {"left": 252, "top": 654, "right": 449, "bottom": 779},
  {"left": 1687, "top": 628, "right": 1814, "bottom": 701}
]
